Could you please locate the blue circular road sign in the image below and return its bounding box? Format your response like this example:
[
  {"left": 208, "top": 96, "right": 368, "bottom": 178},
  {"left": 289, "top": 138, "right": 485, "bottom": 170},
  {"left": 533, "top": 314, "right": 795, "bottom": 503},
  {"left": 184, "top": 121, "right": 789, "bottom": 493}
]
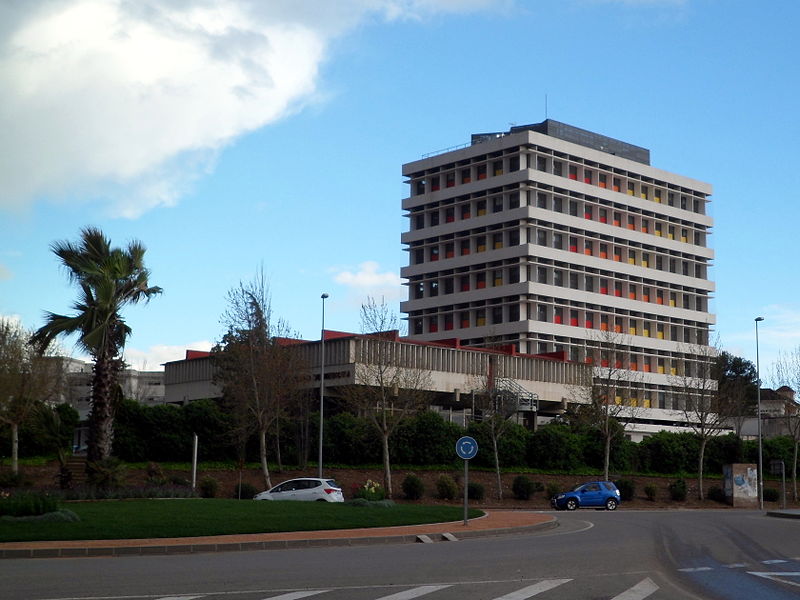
[{"left": 456, "top": 436, "right": 478, "bottom": 460}]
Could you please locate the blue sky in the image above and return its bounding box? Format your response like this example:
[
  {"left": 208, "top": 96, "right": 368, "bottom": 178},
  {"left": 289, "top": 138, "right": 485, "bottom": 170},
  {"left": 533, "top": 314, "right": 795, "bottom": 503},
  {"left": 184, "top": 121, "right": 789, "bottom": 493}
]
[{"left": 1, "top": 0, "right": 797, "bottom": 378}]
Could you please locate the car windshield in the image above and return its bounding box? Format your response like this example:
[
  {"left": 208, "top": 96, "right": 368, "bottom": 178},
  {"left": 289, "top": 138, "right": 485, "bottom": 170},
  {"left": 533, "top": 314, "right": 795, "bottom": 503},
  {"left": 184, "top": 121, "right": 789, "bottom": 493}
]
[{"left": 570, "top": 484, "right": 584, "bottom": 492}]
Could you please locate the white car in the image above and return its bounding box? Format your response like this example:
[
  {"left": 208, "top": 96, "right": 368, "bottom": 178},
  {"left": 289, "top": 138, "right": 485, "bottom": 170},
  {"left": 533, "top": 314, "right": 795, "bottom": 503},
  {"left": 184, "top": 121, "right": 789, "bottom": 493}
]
[{"left": 253, "top": 478, "right": 344, "bottom": 502}]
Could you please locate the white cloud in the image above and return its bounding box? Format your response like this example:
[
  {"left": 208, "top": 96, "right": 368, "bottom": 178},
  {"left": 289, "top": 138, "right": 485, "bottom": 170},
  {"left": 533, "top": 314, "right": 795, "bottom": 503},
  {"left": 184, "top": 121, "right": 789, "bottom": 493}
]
[
  {"left": 123, "top": 340, "right": 214, "bottom": 371},
  {"left": 333, "top": 260, "right": 405, "bottom": 303},
  {"left": 0, "top": 0, "right": 506, "bottom": 218},
  {"left": 0, "top": 264, "right": 11, "bottom": 281}
]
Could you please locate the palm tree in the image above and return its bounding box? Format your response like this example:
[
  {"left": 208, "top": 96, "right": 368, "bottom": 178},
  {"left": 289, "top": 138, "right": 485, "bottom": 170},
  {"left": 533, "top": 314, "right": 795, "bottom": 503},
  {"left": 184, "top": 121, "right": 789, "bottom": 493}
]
[{"left": 32, "top": 227, "right": 162, "bottom": 462}]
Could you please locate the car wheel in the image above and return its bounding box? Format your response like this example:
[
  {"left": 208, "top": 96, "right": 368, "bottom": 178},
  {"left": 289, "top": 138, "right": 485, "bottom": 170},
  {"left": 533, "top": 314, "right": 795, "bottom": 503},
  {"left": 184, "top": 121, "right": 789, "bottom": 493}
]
[
  {"left": 605, "top": 498, "right": 618, "bottom": 511},
  {"left": 566, "top": 498, "right": 578, "bottom": 511}
]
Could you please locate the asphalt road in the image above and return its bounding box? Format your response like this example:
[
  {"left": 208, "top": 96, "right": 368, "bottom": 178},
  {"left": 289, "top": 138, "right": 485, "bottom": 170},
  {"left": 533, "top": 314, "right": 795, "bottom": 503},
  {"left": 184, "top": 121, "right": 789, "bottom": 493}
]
[{"left": 3, "top": 510, "right": 800, "bottom": 600}]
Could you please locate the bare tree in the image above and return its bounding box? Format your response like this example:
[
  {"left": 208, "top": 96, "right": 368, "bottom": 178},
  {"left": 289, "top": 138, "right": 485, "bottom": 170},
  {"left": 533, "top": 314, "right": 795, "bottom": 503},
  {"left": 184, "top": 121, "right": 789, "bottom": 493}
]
[
  {"left": 470, "top": 355, "right": 527, "bottom": 500},
  {"left": 212, "top": 271, "right": 308, "bottom": 489},
  {"left": 669, "top": 342, "right": 730, "bottom": 500},
  {"left": 341, "top": 297, "right": 431, "bottom": 498},
  {"left": 0, "top": 318, "right": 66, "bottom": 473},
  {"left": 569, "top": 330, "right": 641, "bottom": 482},
  {"left": 774, "top": 347, "right": 800, "bottom": 501}
]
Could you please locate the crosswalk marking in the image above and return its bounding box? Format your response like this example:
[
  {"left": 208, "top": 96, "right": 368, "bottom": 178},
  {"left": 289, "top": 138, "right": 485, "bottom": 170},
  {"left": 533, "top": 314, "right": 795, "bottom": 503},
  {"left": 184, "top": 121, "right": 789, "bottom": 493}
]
[
  {"left": 264, "top": 592, "right": 330, "bottom": 600},
  {"left": 491, "top": 579, "right": 572, "bottom": 599},
  {"left": 372, "top": 585, "right": 451, "bottom": 600},
  {"left": 609, "top": 577, "right": 659, "bottom": 600}
]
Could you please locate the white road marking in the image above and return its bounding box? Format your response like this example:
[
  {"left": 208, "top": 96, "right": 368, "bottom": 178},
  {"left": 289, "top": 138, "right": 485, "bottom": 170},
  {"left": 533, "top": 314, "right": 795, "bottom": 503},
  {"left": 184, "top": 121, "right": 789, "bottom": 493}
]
[
  {"left": 678, "top": 567, "right": 712, "bottom": 573},
  {"left": 264, "top": 592, "right": 330, "bottom": 600},
  {"left": 373, "top": 585, "right": 451, "bottom": 600},
  {"left": 748, "top": 572, "right": 800, "bottom": 588},
  {"left": 724, "top": 563, "right": 748, "bottom": 568},
  {"left": 761, "top": 559, "right": 787, "bottom": 564},
  {"left": 609, "top": 578, "right": 660, "bottom": 600},
  {"left": 491, "top": 579, "right": 572, "bottom": 599}
]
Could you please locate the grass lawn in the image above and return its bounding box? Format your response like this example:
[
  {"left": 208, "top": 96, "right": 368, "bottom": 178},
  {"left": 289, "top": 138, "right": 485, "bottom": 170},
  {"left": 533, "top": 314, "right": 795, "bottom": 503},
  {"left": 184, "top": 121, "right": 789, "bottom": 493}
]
[{"left": 0, "top": 500, "right": 483, "bottom": 543}]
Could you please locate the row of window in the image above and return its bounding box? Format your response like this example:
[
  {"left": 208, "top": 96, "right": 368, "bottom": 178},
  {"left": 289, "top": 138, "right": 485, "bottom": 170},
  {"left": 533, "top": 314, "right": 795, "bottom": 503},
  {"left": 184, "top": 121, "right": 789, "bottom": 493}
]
[
  {"left": 407, "top": 256, "right": 710, "bottom": 313},
  {"left": 409, "top": 148, "right": 708, "bottom": 216},
  {"left": 408, "top": 188, "right": 708, "bottom": 249},
  {"left": 408, "top": 299, "right": 709, "bottom": 346},
  {"left": 529, "top": 225, "right": 709, "bottom": 279},
  {"left": 408, "top": 220, "right": 709, "bottom": 282}
]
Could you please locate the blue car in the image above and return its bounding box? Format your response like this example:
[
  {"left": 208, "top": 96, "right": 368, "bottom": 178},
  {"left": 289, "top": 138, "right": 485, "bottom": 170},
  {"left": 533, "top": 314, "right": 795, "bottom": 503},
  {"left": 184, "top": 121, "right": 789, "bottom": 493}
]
[{"left": 551, "top": 481, "right": 621, "bottom": 511}]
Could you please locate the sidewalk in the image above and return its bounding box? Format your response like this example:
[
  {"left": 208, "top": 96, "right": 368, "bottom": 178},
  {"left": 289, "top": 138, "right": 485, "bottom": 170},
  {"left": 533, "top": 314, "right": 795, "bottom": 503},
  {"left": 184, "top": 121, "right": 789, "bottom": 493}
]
[{"left": 0, "top": 510, "right": 557, "bottom": 559}]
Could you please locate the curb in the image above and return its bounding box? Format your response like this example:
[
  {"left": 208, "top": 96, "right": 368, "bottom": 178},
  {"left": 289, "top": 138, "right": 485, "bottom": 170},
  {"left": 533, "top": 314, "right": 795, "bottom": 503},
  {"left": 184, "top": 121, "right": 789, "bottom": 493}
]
[
  {"left": 0, "top": 517, "right": 557, "bottom": 560},
  {"left": 765, "top": 509, "right": 800, "bottom": 520}
]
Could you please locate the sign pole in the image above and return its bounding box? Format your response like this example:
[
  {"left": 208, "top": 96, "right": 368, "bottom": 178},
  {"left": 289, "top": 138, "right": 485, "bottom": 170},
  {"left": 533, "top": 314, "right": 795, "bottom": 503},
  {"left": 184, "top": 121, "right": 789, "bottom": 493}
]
[
  {"left": 455, "top": 435, "right": 478, "bottom": 527},
  {"left": 463, "top": 458, "right": 469, "bottom": 526}
]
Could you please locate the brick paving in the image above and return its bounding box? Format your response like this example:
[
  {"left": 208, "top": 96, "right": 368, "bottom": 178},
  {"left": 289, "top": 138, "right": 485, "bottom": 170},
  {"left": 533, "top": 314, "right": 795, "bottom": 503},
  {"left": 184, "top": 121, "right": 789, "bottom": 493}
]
[{"left": 0, "top": 510, "right": 556, "bottom": 559}]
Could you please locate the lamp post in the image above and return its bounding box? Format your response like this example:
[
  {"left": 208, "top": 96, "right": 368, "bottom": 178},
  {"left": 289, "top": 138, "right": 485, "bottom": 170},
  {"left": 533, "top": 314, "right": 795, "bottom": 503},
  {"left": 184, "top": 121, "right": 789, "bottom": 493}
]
[
  {"left": 755, "top": 316, "right": 764, "bottom": 510},
  {"left": 318, "top": 293, "right": 329, "bottom": 479}
]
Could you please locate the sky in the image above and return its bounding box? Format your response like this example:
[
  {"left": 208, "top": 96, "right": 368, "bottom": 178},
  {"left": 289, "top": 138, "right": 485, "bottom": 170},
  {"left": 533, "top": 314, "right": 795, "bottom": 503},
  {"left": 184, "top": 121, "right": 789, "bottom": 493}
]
[{"left": 1, "top": 0, "right": 798, "bottom": 380}]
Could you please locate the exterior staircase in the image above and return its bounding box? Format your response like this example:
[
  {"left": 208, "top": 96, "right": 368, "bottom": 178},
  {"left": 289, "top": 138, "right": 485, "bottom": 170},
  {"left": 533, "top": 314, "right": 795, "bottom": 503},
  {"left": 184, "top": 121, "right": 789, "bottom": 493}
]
[
  {"left": 494, "top": 377, "right": 539, "bottom": 411},
  {"left": 64, "top": 455, "right": 88, "bottom": 486}
]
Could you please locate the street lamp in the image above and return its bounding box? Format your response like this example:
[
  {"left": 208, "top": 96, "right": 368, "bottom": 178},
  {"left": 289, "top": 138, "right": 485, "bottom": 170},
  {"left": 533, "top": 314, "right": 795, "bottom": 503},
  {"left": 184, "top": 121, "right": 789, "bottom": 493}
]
[
  {"left": 318, "top": 293, "right": 329, "bottom": 478},
  {"left": 755, "top": 316, "right": 764, "bottom": 510}
]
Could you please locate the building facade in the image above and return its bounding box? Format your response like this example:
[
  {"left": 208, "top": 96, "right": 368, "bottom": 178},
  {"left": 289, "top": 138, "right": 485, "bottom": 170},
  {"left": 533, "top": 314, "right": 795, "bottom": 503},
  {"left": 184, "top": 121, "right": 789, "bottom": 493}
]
[
  {"left": 401, "top": 120, "right": 715, "bottom": 434},
  {"left": 164, "top": 333, "right": 591, "bottom": 429},
  {"left": 62, "top": 358, "right": 165, "bottom": 420}
]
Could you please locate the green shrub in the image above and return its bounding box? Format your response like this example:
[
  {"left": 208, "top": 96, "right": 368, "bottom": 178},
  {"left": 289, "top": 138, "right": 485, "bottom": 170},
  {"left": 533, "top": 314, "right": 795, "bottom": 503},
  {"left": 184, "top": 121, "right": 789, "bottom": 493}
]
[
  {"left": 512, "top": 475, "right": 534, "bottom": 500},
  {"left": 644, "top": 484, "right": 657, "bottom": 502},
  {"left": 764, "top": 487, "right": 780, "bottom": 502},
  {"left": 234, "top": 482, "right": 258, "bottom": 499},
  {"left": 86, "top": 457, "right": 127, "bottom": 489},
  {"left": 2, "top": 508, "right": 79, "bottom": 523},
  {"left": 353, "top": 479, "right": 386, "bottom": 501},
  {"left": 170, "top": 475, "right": 191, "bottom": 487},
  {"left": 669, "top": 478, "right": 687, "bottom": 502},
  {"left": 545, "top": 483, "right": 561, "bottom": 499},
  {"left": 347, "top": 497, "right": 369, "bottom": 507},
  {"left": 0, "top": 471, "right": 28, "bottom": 489},
  {"left": 199, "top": 476, "right": 219, "bottom": 498},
  {"left": 615, "top": 479, "right": 635, "bottom": 502},
  {"left": 402, "top": 474, "right": 425, "bottom": 500},
  {"left": 146, "top": 462, "right": 166, "bottom": 485},
  {"left": 706, "top": 485, "right": 726, "bottom": 503},
  {"left": 0, "top": 491, "right": 59, "bottom": 517},
  {"left": 436, "top": 475, "right": 458, "bottom": 500},
  {"left": 467, "top": 482, "right": 485, "bottom": 501}
]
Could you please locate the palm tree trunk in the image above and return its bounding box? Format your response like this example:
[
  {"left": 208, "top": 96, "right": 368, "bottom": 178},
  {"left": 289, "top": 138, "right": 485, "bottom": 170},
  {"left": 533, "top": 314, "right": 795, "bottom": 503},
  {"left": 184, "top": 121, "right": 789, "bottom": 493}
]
[
  {"left": 259, "top": 429, "right": 271, "bottom": 489},
  {"left": 11, "top": 423, "right": 19, "bottom": 475},
  {"left": 88, "top": 352, "right": 117, "bottom": 463}
]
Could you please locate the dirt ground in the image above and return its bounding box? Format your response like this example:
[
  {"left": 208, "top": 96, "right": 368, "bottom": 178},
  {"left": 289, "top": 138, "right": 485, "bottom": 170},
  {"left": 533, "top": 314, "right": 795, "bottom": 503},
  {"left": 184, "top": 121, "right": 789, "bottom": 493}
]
[{"left": 10, "top": 461, "right": 800, "bottom": 511}]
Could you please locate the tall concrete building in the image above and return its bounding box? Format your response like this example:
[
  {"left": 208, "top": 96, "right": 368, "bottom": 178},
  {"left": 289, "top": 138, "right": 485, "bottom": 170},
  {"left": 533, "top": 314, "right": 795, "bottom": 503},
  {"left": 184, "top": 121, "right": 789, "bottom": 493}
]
[{"left": 401, "top": 120, "right": 715, "bottom": 436}]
